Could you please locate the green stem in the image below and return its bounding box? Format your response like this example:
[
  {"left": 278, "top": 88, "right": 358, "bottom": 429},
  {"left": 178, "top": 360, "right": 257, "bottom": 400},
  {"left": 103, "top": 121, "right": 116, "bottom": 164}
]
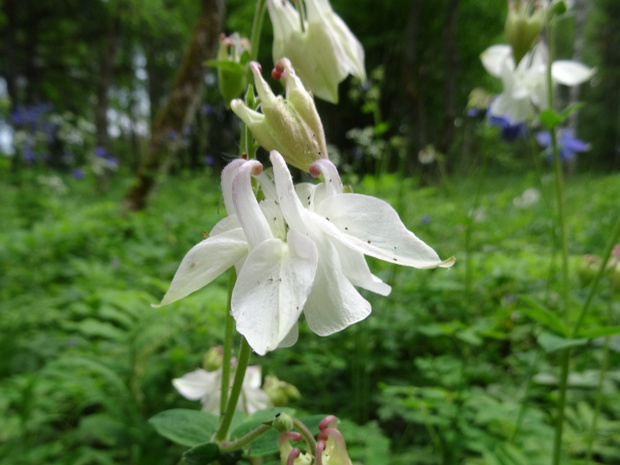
[
  {"left": 249, "top": 0, "right": 268, "bottom": 62},
  {"left": 510, "top": 349, "right": 540, "bottom": 443},
  {"left": 546, "top": 18, "right": 571, "bottom": 465},
  {"left": 571, "top": 214, "right": 620, "bottom": 337},
  {"left": 214, "top": 338, "right": 252, "bottom": 441},
  {"left": 293, "top": 417, "right": 317, "bottom": 454},
  {"left": 220, "top": 268, "right": 237, "bottom": 416},
  {"left": 220, "top": 424, "right": 271, "bottom": 454}
]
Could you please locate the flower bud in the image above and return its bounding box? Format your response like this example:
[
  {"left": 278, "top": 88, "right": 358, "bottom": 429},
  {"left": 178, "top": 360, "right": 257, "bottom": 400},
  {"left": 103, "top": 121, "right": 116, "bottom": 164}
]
[
  {"left": 202, "top": 346, "right": 223, "bottom": 372},
  {"left": 216, "top": 33, "right": 251, "bottom": 108},
  {"left": 272, "top": 412, "right": 294, "bottom": 434},
  {"left": 263, "top": 375, "right": 301, "bottom": 406},
  {"left": 231, "top": 58, "right": 328, "bottom": 172},
  {"left": 505, "top": 0, "right": 547, "bottom": 65}
]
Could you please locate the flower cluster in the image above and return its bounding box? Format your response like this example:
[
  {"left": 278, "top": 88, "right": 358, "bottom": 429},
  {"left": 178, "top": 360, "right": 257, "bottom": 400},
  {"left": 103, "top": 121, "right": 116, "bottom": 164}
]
[{"left": 157, "top": 151, "right": 453, "bottom": 355}]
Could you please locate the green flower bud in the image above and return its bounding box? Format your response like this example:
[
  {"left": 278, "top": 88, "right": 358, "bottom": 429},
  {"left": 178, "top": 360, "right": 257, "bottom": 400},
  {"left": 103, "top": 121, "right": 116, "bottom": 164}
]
[
  {"left": 505, "top": 0, "right": 547, "bottom": 65},
  {"left": 263, "top": 375, "right": 301, "bottom": 407},
  {"left": 202, "top": 346, "right": 224, "bottom": 372},
  {"left": 215, "top": 33, "right": 250, "bottom": 108},
  {"left": 272, "top": 412, "right": 294, "bottom": 434},
  {"left": 231, "top": 58, "right": 328, "bottom": 172}
]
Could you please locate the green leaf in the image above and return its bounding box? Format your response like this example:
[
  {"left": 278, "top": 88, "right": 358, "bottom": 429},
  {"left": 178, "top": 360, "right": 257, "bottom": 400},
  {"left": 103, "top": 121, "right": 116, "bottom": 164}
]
[
  {"left": 537, "top": 331, "right": 588, "bottom": 353},
  {"left": 230, "top": 408, "right": 295, "bottom": 457},
  {"left": 539, "top": 109, "right": 563, "bottom": 129},
  {"left": 239, "top": 50, "right": 250, "bottom": 65},
  {"left": 520, "top": 297, "right": 569, "bottom": 336},
  {"left": 560, "top": 102, "right": 585, "bottom": 120},
  {"left": 148, "top": 409, "right": 219, "bottom": 447},
  {"left": 205, "top": 60, "right": 244, "bottom": 73},
  {"left": 181, "top": 442, "right": 220, "bottom": 465},
  {"left": 577, "top": 326, "right": 620, "bottom": 339}
]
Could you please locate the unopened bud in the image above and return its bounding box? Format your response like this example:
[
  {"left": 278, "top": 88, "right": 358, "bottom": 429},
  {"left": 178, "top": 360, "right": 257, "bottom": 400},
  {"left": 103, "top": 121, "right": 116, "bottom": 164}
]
[
  {"left": 202, "top": 346, "right": 223, "bottom": 372},
  {"left": 505, "top": 0, "right": 547, "bottom": 65},
  {"left": 272, "top": 412, "right": 294, "bottom": 434},
  {"left": 263, "top": 375, "right": 301, "bottom": 407},
  {"left": 215, "top": 33, "right": 251, "bottom": 108}
]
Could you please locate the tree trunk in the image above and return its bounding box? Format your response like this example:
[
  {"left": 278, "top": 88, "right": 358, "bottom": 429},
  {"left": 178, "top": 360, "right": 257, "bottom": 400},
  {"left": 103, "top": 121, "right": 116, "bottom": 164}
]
[
  {"left": 95, "top": 11, "right": 123, "bottom": 156},
  {"left": 122, "top": 0, "right": 224, "bottom": 211}
]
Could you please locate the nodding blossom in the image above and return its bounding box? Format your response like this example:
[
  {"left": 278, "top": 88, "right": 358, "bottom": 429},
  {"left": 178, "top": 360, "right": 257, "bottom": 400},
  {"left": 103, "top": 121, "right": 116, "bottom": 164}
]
[{"left": 267, "top": 0, "right": 366, "bottom": 103}]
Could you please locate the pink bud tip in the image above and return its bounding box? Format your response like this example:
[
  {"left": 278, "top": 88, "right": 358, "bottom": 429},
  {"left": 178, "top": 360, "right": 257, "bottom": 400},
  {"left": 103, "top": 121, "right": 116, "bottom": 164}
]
[
  {"left": 250, "top": 61, "right": 262, "bottom": 73},
  {"left": 280, "top": 431, "right": 303, "bottom": 442},
  {"left": 286, "top": 448, "right": 301, "bottom": 465},
  {"left": 319, "top": 415, "right": 338, "bottom": 431},
  {"left": 309, "top": 163, "right": 322, "bottom": 178}
]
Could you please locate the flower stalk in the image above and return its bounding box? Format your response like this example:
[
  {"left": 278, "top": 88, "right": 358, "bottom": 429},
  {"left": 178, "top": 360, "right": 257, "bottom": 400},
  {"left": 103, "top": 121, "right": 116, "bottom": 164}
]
[{"left": 220, "top": 268, "right": 237, "bottom": 415}]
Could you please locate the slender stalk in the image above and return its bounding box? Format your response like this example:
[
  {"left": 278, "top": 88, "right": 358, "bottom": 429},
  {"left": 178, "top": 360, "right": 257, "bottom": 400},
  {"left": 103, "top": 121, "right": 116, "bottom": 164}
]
[
  {"left": 214, "top": 338, "right": 252, "bottom": 441},
  {"left": 292, "top": 417, "right": 317, "bottom": 454},
  {"left": 220, "top": 424, "right": 271, "bottom": 454},
  {"left": 220, "top": 268, "right": 237, "bottom": 416},
  {"left": 545, "top": 18, "right": 571, "bottom": 465},
  {"left": 510, "top": 350, "right": 540, "bottom": 443},
  {"left": 249, "top": 0, "right": 268, "bottom": 62}
]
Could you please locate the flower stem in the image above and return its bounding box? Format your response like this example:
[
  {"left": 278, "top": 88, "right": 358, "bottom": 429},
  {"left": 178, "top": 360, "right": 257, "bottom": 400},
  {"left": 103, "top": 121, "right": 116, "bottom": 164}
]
[
  {"left": 545, "top": 18, "right": 571, "bottom": 465},
  {"left": 214, "top": 337, "right": 252, "bottom": 441},
  {"left": 220, "top": 424, "right": 271, "bottom": 454},
  {"left": 220, "top": 268, "right": 237, "bottom": 416},
  {"left": 293, "top": 417, "right": 317, "bottom": 454},
  {"left": 249, "top": 0, "right": 268, "bottom": 62}
]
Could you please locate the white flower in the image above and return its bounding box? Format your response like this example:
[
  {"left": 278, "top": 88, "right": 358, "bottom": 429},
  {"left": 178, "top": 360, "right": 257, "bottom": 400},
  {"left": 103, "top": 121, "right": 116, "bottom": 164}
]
[
  {"left": 156, "top": 158, "right": 319, "bottom": 356},
  {"left": 267, "top": 0, "right": 366, "bottom": 103},
  {"left": 269, "top": 151, "right": 455, "bottom": 338},
  {"left": 481, "top": 43, "right": 595, "bottom": 123},
  {"left": 173, "top": 366, "right": 271, "bottom": 415}
]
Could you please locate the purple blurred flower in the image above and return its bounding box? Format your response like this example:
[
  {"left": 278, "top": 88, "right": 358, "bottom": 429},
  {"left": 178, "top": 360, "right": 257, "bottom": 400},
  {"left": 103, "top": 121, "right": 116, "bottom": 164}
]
[
  {"left": 107, "top": 157, "right": 119, "bottom": 168},
  {"left": 94, "top": 146, "right": 108, "bottom": 158},
  {"left": 168, "top": 130, "right": 178, "bottom": 140},
  {"left": 536, "top": 128, "right": 590, "bottom": 161},
  {"left": 467, "top": 108, "right": 479, "bottom": 117},
  {"left": 205, "top": 155, "right": 215, "bottom": 166},
  {"left": 203, "top": 103, "right": 214, "bottom": 115},
  {"left": 23, "top": 150, "right": 36, "bottom": 162},
  {"left": 72, "top": 168, "right": 85, "bottom": 179},
  {"left": 487, "top": 110, "right": 527, "bottom": 142},
  {"left": 421, "top": 215, "right": 432, "bottom": 224}
]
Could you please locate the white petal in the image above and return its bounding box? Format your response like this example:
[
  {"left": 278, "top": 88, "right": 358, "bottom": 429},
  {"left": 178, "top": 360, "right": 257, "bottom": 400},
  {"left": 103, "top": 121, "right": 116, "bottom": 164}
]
[
  {"left": 481, "top": 45, "right": 514, "bottom": 78},
  {"left": 210, "top": 215, "right": 242, "bottom": 237},
  {"left": 303, "top": 236, "right": 371, "bottom": 336},
  {"left": 277, "top": 322, "right": 299, "bottom": 348},
  {"left": 157, "top": 228, "right": 248, "bottom": 306},
  {"left": 271, "top": 151, "right": 312, "bottom": 232},
  {"left": 552, "top": 60, "right": 595, "bottom": 86},
  {"left": 331, "top": 238, "right": 391, "bottom": 296},
  {"left": 221, "top": 159, "right": 247, "bottom": 216},
  {"left": 317, "top": 193, "right": 453, "bottom": 268},
  {"left": 232, "top": 160, "right": 273, "bottom": 248},
  {"left": 172, "top": 369, "right": 219, "bottom": 401},
  {"left": 232, "top": 230, "right": 318, "bottom": 355}
]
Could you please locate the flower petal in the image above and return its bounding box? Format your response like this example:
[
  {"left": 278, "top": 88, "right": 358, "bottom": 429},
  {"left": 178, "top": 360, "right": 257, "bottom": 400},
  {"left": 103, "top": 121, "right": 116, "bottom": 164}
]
[
  {"left": 156, "top": 228, "right": 248, "bottom": 306},
  {"left": 481, "top": 45, "right": 513, "bottom": 78},
  {"left": 232, "top": 230, "right": 318, "bottom": 355},
  {"left": 172, "top": 369, "right": 219, "bottom": 401},
  {"left": 317, "top": 193, "right": 453, "bottom": 268},
  {"left": 331, "top": 238, "right": 391, "bottom": 296},
  {"left": 552, "top": 60, "right": 595, "bottom": 86},
  {"left": 221, "top": 158, "right": 247, "bottom": 216},
  {"left": 303, "top": 236, "right": 371, "bottom": 336}
]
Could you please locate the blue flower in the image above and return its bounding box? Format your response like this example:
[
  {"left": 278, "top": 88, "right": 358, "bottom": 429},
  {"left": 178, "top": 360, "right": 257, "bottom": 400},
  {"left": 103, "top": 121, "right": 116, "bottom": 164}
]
[
  {"left": 94, "top": 146, "right": 108, "bottom": 158},
  {"left": 72, "top": 168, "right": 85, "bottom": 180},
  {"left": 536, "top": 128, "right": 590, "bottom": 161},
  {"left": 205, "top": 155, "right": 215, "bottom": 166},
  {"left": 487, "top": 110, "right": 527, "bottom": 142}
]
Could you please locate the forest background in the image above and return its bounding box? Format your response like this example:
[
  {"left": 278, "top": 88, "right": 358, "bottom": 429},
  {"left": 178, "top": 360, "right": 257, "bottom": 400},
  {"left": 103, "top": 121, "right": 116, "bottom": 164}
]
[{"left": 1, "top": 0, "right": 620, "bottom": 464}]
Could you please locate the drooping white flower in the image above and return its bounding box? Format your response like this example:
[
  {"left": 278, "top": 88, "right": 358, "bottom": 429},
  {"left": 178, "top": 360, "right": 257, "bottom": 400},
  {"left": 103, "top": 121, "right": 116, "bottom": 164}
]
[
  {"left": 269, "top": 151, "right": 455, "bottom": 338},
  {"left": 156, "top": 158, "right": 318, "bottom": 356},
  {"left": 267, "top": 0, "right": 366, "bottom": 103},
  {"left": 481, "top": 43, "right": 595, "bottom": 124},
  {"left": 173, "top": 365, "right": 271, "bottom": 415}
]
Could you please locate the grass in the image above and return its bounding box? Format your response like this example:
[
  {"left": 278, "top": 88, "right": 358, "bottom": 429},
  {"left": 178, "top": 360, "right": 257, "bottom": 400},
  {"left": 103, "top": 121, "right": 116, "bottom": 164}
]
[{"left": 1, "top": 167, "right": 619, "bottom": 464}]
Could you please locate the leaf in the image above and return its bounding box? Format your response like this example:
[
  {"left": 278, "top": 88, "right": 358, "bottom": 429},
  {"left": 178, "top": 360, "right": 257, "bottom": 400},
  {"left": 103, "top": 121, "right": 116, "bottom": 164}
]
[
  {"left": 181, "top": 442, "right": 220, "bottom": 465},
  {"left": 520, "top": 297, "right": 569, "bottom": 336},
  {"left": 560, "top": 102, "right": 585, "bottom": 120},
  {"left": 204, "top": 60, "right": 244, "bottom": 73},
  {"left": 537, "top": 331, "right": 588, "bottom": 353},
  {"left": 577, "top": 326, "right": 620, "bottom": 339},
  {"left": 148, "top": 409, "right": 219, "bottom": 447},
  {"left": 539, "top": 109, "right": 563, "bottom": 129}
]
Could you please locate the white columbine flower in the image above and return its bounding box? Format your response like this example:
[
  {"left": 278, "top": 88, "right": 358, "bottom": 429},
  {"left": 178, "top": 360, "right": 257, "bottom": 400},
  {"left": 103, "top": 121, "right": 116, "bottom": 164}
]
[
  {"left": 173, "top": 365, "right": 271, "bottom": 415},
  {"left": 481, "top": 43, "right": 595, "bottom": 124},
  {"left": 156, "top": 158, "right": 319, "bottom": 356},
  {"left": 267, "top": 0, "right": 366, "bottom": 103},
  {"left": 269, "top": 151, "right": 455, "bottom": 338}
]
